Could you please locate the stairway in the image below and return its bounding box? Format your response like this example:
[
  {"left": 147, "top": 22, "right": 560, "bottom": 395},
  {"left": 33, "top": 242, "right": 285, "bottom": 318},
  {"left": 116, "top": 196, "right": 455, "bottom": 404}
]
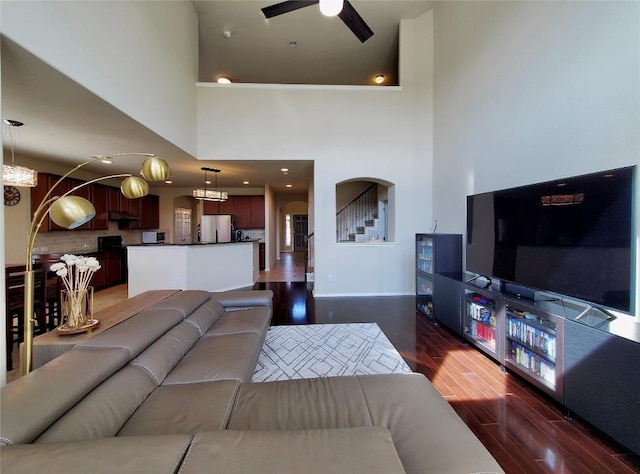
[{"left": 348, "top": 218, "right": 382, "bottom": 242}]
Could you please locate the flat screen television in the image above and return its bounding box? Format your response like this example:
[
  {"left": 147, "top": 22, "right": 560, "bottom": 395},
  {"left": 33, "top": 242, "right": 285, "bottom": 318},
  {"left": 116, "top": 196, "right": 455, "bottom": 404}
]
[{"left": 466, "top": 166, "right": 635, "bottom": 312}]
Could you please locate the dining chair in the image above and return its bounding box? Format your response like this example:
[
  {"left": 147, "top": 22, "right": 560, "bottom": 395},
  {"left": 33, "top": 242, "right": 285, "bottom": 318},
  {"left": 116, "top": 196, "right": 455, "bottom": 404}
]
[
  {"left": 33, "top": 256, "right": 64, "bottom": 330},
  {"left": 5, "top": 264, "right": 46, "bottom": 371}
]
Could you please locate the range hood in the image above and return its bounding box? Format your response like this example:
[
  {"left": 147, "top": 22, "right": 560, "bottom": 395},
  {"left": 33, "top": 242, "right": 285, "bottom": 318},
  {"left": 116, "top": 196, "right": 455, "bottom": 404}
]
[{"left": 108, "top": 210, "right": 139, "bottom": 221}]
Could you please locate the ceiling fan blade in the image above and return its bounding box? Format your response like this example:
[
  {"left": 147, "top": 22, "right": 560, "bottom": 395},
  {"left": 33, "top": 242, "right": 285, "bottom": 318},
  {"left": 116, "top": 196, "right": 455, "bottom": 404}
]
[
  {"left": 261, "top": 0, "right": 319, "bottom": 19},
  {"left": 338, "top": 0, "right": 374, "bottom": 43}
]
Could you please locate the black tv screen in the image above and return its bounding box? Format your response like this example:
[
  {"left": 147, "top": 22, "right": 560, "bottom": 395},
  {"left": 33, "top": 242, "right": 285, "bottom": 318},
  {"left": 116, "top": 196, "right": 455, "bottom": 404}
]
[{"left": 466, "top": 166, "right": 635, "bottom": 312}]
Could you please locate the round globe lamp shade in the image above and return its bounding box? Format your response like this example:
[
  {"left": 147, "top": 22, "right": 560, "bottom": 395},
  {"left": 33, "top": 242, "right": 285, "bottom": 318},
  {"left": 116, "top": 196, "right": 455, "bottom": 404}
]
[
  {"left": 141, "top": 156, "right": 171, "bottom": 181},
  {"left": 49, "top": 196, "right": 96, "bottom": 229},
  {"left": 121, "top": 176, "right": 149, "bottom": 199}
]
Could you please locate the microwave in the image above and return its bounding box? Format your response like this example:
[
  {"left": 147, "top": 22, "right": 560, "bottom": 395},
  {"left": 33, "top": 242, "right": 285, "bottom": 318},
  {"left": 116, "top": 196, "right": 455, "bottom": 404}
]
[{"left": 141, "top": 231, "right": 166, "bottom": 244}]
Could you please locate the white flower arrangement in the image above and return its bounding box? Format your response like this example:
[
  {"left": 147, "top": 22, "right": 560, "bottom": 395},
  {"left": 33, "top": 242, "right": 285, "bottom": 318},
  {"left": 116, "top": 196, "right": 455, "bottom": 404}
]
[
  {"left": 51, "top": 254, "right": 101, "bottom": 293},
  {"left": 51, "top": 254, "right": 101, "bottom": 328}
]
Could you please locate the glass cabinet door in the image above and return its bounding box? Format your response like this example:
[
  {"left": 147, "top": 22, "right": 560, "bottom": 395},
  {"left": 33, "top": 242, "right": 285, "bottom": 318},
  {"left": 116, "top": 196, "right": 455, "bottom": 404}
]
[
  {"left": 416, "top": 274, "right": 434, "bottom": 316},
  {"left": 504, "top": 303, "right": 563, "bottom": 399},
  {"left": 463, "top": 288, "right": 500, "bottom": 360},
  {"left": 416, "top": 235, "right": 434, "bottom": 274}
]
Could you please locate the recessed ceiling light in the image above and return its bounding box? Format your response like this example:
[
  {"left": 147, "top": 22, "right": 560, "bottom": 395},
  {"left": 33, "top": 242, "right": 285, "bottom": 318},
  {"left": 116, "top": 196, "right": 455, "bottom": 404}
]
[
  {"left": 223, "top": 30, "right": 231, "bottom": 39},
  {"left": 289, "top": 40, "right": 297, "bottom": 48},
  {"left": 217, "top": 77, "right": 232, "bottom": 84},
  {"left": 165, "top": 180, "right": 172, "bottom": 184},
  {"left": 205, "top": 180, "right": 212, "bottom": 184},
  {"left": 102, "top": 159, "right": 113, "bottom": 164},
  {"left": 243, "top": 181, "right": 250, "bottom": 185},
  {"left": 281, "top": 168, "right": 288, "bottom": 172},
  {"left": 557, "top": 183, "right": 566, "bottom": 187},
  {"left": 286, "top": 184, "right": 292, "bottom": 188},
  {"left": 374, "top": 74, "right": 385, "bottom": 84}
]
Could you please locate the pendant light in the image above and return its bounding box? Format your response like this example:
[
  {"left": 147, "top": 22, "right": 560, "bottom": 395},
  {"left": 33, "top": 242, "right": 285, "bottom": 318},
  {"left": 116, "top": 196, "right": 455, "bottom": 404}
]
[
  {"left": 2, "top": 119, "right": 38, "bottom": 187},
  {"left": 193, "top": 167, "right": 228, "bottom": 201}
]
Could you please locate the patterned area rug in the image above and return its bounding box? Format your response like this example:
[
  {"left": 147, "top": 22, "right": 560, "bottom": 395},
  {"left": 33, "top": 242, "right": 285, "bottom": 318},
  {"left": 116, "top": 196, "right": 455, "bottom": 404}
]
[{"left": 252, "top": 323, "right": 412, "bottom": 382}]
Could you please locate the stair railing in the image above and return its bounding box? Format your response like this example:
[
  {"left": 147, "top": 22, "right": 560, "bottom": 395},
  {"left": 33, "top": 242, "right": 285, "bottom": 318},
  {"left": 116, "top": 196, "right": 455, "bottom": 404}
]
[{"left": 336, "top": 184, "right": 377, "bottom": 242}]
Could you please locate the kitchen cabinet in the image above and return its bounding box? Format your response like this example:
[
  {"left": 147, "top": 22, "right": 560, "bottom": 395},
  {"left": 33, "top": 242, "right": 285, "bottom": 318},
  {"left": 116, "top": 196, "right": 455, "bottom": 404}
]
[
  {"left": 204, "top": 197, "right": 234, "bottom": 215},
  {"left": 85, "top": 250, "right": 123, "bottom": 289},
  {"left": 203, "top": 196, "right": 265, "bottom": 229},
  {"left": 92, "top": 184, "right": 109, "bottom": 230},
  {"left": 31, "top": 174, "right": 91, "bottom": 231},
  {"left": 108, "top": 187, "right": 121, "bottom": 214},
  {"left": 141, "top": 194, "right": 160, "bottom": 229},
  {"left": 235, "top": 196, "right": 265, "bottom": 229},
  {"left": 120, "top": 197, "right": 141, "bottom": 230},
  {"left": 259, "top": 243, "right": 265, "bottom": 270},
  {"left": 250, "top": 196, "right": 265, "bottom": 228},
  {"left": 31, "top": 173, "right": 159, "bottom": 232}
]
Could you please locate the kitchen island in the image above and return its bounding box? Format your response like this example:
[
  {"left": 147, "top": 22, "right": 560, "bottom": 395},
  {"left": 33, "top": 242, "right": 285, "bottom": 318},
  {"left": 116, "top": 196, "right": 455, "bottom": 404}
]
[{"left": 127, "top": 240, "right": 260, "bottom": 297}]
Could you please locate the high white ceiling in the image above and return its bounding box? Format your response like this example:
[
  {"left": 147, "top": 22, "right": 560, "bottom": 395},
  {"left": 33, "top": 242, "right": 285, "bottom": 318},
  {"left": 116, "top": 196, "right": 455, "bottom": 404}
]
[{"left": 1, "top": 1, "right": 432, "bottom": 195}]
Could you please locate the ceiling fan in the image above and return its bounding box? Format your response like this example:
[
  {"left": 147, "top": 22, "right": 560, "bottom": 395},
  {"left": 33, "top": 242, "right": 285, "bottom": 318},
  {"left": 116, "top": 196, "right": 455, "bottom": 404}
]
[{"left": 261, "top": 0, "right": 374, "bottom": 43}]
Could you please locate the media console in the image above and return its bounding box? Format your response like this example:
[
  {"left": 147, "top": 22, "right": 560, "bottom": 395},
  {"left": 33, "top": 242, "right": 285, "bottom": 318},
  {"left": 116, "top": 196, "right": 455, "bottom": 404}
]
[{"left": 427, "top": 272, "right": 640, "bottom": 455}]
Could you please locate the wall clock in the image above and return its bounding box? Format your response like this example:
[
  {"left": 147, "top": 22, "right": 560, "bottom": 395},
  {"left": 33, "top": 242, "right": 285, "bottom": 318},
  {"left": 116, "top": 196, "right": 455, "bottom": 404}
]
[{"left": 4, "top": 185, "right": 21, "bottom": 206}]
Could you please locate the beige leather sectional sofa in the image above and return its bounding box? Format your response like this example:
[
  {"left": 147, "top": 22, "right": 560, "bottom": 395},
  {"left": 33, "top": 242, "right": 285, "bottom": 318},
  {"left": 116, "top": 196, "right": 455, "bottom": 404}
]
[{"left": 1, "top": 289, "right": 502, "bottom": 473}]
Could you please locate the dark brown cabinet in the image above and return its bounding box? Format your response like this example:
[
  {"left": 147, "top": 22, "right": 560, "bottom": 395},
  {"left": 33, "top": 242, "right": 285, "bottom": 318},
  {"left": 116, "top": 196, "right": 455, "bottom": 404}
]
[
  {"left": 92, "top": 184, "right": 109, "bottom": 230},
  {"left": 204, "top": 197, "right": 234, "bottom": 215},
  {"left": 86, "top": 250, "right": 123, "bottom": 289},
  {"left": 233, "top": 196, "right": 265, "bottom": 229},
  {"left": 141, "top": 194, "right": 160, "bottom": 229},
  {"left": 233, "top": 197, "right": 252, "bottom": 229},
  {"left": 250, "top": 196, "right": 265, "bottom": 228},
  {"left": 203, "top": 195, "right": 265, "bottom": 229},
  {"left": 32, "top": 173, "right": 160, "bottom": 232},
  {"left": 259, "top": 242, "right": 265, "bottom": 270}
]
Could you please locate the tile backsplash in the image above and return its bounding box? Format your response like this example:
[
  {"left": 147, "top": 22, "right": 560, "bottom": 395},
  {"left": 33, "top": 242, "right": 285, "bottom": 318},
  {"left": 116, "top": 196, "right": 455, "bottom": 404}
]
[
  {"left": 33, "top": 222, "right": 143, "bottom": 255},
  {"left": 238, "top": 229, "right": 265, "bottom": 242}
]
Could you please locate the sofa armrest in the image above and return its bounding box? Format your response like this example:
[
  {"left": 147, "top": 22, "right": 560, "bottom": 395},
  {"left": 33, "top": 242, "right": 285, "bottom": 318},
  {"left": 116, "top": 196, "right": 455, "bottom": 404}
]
[
  {"left": 179, "top": 428, "right": 406, "bottom": 473},
  {"left": 210, "top": 290, "right": 273, "bottom": 310},
  {"left": 0, "top": 435, "right": 192, "bottom": 474}
]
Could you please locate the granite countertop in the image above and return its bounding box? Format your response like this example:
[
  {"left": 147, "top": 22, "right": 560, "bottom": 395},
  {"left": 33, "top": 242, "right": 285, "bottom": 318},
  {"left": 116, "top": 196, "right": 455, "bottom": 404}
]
[{"left": 128, "top": 239, "right": 261, "bottom": 247}]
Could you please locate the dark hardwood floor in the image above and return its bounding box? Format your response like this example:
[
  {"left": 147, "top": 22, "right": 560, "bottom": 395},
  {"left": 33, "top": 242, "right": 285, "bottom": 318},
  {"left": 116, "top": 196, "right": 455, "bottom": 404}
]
[{"left": 254, "top": 281, "right": 640, "bottom": 474}]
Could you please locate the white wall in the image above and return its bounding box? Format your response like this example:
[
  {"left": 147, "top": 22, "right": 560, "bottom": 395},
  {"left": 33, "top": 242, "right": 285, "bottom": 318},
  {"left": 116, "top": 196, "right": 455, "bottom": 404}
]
[
  {"left": 1, "top": 1, "right": 199, "bottom": 155},
  {"left": 433, "top": 1, "right": 640, "bottom": 315},
  {"left": 196, "top": 12, "right": 434, "bottom": 297}
]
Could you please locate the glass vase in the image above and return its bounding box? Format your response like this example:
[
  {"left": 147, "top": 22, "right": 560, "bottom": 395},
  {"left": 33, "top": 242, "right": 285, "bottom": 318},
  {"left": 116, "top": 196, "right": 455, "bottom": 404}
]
[{"left": 60, "top": 286, "right": 94, "bottom": 329}]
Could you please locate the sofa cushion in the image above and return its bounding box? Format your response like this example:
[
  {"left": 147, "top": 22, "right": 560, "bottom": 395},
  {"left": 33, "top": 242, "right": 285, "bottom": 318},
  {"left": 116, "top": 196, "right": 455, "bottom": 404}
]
[
  {"left": 118, "top": 380, "right": 241, "bottom": 437},
  {"left": 163, "top": 332, "right": 264, "bottom": 384},
  {"left": 179, "top": 427, "right": 405, "bottom": 474},
  {"left": 357, "top": 373, "right": 503, "bottom": 474},
  {"left": 227, "top": 376, "right": 373, "bottom": 430},
  {"left": 35, "top": 366, "right": 158, "bottom": 444},
  {"left": 0, "top": 435, "right": 193, "bottom": 474},
  {"left": 0, "top": 347, "right": 131, "bottom": 446},
  {"left": 77, "top": 308, "right": 184, "bottom": 358},
  {"left": 150, "top": 290, "right": 211, "bottom": 318},
  {"left": 203, "top": 307, "right": 271, "bottom": 336},
  {"left": 184, "top": 299, "right": 226, "bottom": 335},
  {"left": 130, "top": 320, "right": 201, "bottom": 384},
  {"left": 209, "top": 289, "right": 273, "bottom": 309}
]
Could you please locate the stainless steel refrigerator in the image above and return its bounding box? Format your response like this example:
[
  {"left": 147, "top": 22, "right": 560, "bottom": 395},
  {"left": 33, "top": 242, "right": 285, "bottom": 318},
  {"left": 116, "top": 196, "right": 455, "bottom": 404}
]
[{"left": 200, "top": 215, "right": 232, "bottom": 243}]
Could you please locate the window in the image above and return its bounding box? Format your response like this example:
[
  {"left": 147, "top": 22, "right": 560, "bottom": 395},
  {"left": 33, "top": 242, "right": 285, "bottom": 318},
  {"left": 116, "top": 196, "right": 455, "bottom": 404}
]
[{"left": 284, "top": 214, "right": 292, "bottom": 248}]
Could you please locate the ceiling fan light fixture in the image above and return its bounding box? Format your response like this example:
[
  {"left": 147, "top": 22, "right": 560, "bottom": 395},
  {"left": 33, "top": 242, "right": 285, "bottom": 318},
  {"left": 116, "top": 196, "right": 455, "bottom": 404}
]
[{"left": 319, "top": 0, "right": 343, "bottom": 17}]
